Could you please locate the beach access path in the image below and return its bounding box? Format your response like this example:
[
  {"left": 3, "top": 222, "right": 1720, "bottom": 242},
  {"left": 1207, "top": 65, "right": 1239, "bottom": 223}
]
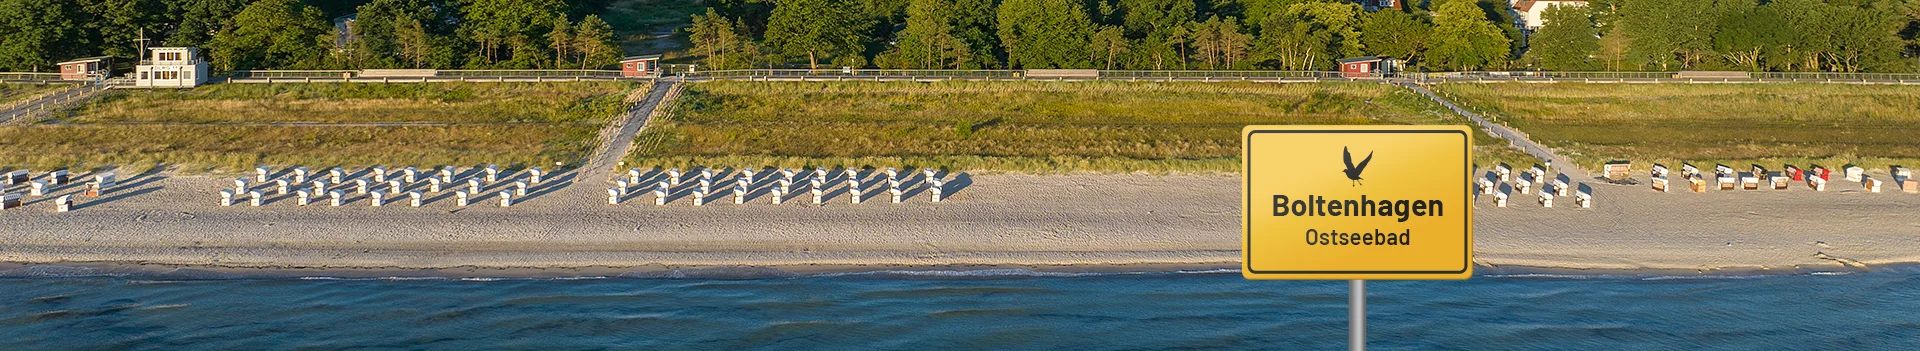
[
  {"left": 1397, "top": 81, "right": 1582, "bottom": 176},
  {"left": 1, "top": 171, "right": 1915, "bottom": 274},
  {"left": 581, "top": 80, "right": 678, "bottom": 183}
]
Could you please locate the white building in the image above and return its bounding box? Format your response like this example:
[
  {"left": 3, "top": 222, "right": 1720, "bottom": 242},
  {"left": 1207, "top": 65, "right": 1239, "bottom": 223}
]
[
  {"left": 134, "top": 47, "right": 209, "bottom": 88},
  {"left": 1512, "top": 0, "right": 1588, "bottom": 30}
]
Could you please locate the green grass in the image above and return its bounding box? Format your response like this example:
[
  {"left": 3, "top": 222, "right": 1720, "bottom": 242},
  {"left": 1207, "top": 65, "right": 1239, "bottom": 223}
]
[
  {"left": 2, "top": 82, "right": 642, "bottom": 172},
  {"left": 627, "top": 81, "right": 1538, "bottom": 173},
  {"left": 0, "top": 83, "right": 70, "bottom": 105},
  {"left": 65, "top": 82, "right": 637, "bottom": 124},
  {"left": 1431, "top": 82, "right": 1920, "bottom": 172},
  {"left": 0, "top": 125, "right": 594, "bottom": 173}
]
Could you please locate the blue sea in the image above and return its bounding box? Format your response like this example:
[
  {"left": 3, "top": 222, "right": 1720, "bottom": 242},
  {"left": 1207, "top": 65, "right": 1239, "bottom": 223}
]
[{"left": 2, "top": 266, "right": 1917, "bottom": 350}]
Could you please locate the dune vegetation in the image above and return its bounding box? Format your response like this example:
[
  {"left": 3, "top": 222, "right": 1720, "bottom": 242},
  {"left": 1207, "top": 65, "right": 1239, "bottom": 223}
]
[
  {"left": 0, "top": 82, "right": 640, "bottom": 172},
  {"left": 628, "top": 80, "right": 1535, "bottom": 173},
  {"left": 62, "top": 82, "right": 635, "bottom": 124},
  {"left": 1430, "top": 82, "right": 1920, "bottom": 172},
  {"left": 0, "top": 83, "right": 69, "bottom": 105}
]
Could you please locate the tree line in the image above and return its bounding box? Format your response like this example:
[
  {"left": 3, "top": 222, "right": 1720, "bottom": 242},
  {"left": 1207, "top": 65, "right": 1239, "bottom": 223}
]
[
  {"left": 1530, "top": 0, "right": 1915, "bottom": 72},
  {"left": 691, "top": 0, "right": 1919, "bottom": 73},
  {"left": 0, "top": 0, "right": 624, "bottom": 72},
  {"left": 4, "top": 0, "right": 1917, "bottom": 73}
]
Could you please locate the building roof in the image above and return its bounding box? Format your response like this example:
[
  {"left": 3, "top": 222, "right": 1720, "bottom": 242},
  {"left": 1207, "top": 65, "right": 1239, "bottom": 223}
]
[
  {"left": 1353, "top": 0, "right": 1402, "bottom": 10},
  {"left": 1514, "top": 0, "right": 1586, "bottom": 12},
  {"left": 620, "top": 54, "right": 663, "bottom": 62},
  {"left": 57, "top": 56, "right": 113, "bottom": 65},
  {"left": 1336, "top": 56, "right": 1386, "bottom": 64}
]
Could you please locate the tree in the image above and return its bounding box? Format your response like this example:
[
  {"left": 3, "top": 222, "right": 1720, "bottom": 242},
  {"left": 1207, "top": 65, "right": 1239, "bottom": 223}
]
[
  {"left": 573, "top": 15, "right": 620, "bottom": 69},
  {"left": 1248, "top": 1, "right": 1358, "bottom": 70},
  {"left": 206, "top": 0, "right": 332, "bottom": 70},
  {"left": 1819, "top": 3, "right": 1904, "bottom": 72},
  {"left": 1168, "top": 24, "right": 1190, "bottom": 69},
  {"left": 997, "top": 0, "right": 1095, "bottom": 68},
  {"left": 1426, "top": 0, "right": 1511, "bottom": 70},
  {"left": 460, "top": 0, "right": 566, "bottom": 67},
  {"left": 1615, "top": 0, "right": 1721, "bottom": 70},
  {"left": 1286, "top": 1, "right": 1364, "bottom": 60},
  {"left": 1190, "top": 16, "right": 1250, "bottom": 69},
  {"left": 1598, "top": 23, "right": 1631, "bottom": 71},
  {"left": 1253, "top": 11, "right": 1333, "bottom": 70},
  {"left": 1118, "top": 0, "right": 1195, "bottom": 69},
  {"left": 1091, "top": 25, "right": 1129, "bottom": 69},
  {"left": 765, "top": 0, "right": 872, "bottom": 69},
  {"left": 1712, "top": 4, "right": 1781, "bottom": 71},
  {"left": 0, "top": 0, "right": 87, "bottom": 72},
  {"left": 1525, "top": 4, "right": 1600, "bottom": 70},
  {"left": 1359, "top": 10, "right": 1430, "bottom": 65},
  {"left": 1436, "top": 0, "right": 1525, "bottom": 66},
  {"left": 877, "top": 0, "right": 975, "bottom": 69},
  {"left": 166, "top": 0, "right": 251, "bottom": 47},
  {"left": 342, "top": 0, "right": 444, "bottom": 69},
  {"left": 547, "top": 15, "right": 573, "bottom": 68},
  {"left": 948, "top": 0, "right": 1001, "bottom": 68},
  {"left": 689, "top": 8, "right": 755, "bottom": 70},
  {"left": 394, "top": 19, "right": 432, "bottom": 68},
  {"left": 1240, "top": 0, "right": 1312, "bottom": 31},
  {"left": 84, "top": 0, "right": 171, "bottom": 62}
]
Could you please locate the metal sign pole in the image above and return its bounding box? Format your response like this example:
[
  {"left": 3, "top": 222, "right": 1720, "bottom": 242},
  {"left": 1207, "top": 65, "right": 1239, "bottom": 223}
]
[{"left": 1350, "top": 279, "right": 1365, "bottom": 351}]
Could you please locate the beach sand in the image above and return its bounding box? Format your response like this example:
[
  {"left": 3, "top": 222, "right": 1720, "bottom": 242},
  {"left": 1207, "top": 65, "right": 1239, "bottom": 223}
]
[{"left": 1, "top": 168, "right": 1915, "bottom": 275}]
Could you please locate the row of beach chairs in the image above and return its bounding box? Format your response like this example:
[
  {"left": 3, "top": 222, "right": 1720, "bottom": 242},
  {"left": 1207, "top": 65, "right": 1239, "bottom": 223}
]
[
  {"left": 1479, "top": 162, "right": 1592, "bottom": 209},
  {"left": 608, "top": 166, "right": 948, "bottom": 206},
  {"left": 220, "top": 164, "right": 548, "bottom": 208}
]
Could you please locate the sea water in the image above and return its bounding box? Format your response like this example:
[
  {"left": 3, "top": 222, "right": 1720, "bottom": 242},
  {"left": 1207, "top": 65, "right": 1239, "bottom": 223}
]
[{"left": 1, "top": 266, "right": 1916, "bottom": 350}]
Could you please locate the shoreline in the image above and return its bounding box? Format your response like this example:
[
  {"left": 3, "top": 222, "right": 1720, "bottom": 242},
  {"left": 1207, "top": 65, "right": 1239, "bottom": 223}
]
[
  {"left": 4, "top": 171, "right": 1919, "bottom": 278},
  {"left": 0, "top": 261, "right": 1895, "bottom": 280}
]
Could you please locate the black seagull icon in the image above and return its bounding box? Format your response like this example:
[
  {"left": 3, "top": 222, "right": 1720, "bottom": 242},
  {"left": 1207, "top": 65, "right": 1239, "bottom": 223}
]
[{"left": 1342, "top": 146, "right": 1373, "bottom": 186}]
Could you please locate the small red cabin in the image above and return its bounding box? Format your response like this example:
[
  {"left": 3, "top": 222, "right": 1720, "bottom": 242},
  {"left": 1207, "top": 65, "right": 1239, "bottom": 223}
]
[
  {"left": 1337, "top": 56, "right": 1391, "bottom": 78},
  {"left": 57, "top": 56, "right": 113, "bottom": 80},
  {"left": 620, "top": 55, "right": 661, "bottom": 77}
]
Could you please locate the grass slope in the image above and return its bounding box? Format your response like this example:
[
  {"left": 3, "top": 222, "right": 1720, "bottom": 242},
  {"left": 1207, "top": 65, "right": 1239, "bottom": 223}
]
[
  {"left": 629, "top": 81, "right": 1534, "bottom": 173},
  {"left": 0, "top": 82, "right": 640, "bottom": 172},
  {"left": 0, "top": 83, "right": 69, "bottom": 105},
  {"left": 66, "top": 82, "right": 632, "bottom": 124},
  {"left": 1432, "top": 82, "right": 1920, "bottom": 171}
]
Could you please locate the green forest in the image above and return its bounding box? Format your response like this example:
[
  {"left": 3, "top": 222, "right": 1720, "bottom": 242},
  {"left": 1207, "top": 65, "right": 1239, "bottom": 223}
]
[{"left": 3, "top": 0, "right": 1918, "bottom": 73}]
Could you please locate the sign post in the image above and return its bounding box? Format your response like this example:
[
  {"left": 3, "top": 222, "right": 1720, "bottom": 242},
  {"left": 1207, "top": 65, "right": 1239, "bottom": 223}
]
[
  {"left": 1242, "top": 125, "right": 1475, "bottom": 350},
  {"left": 1350, "top": 280, "right": 1364, "bottom": 351}
]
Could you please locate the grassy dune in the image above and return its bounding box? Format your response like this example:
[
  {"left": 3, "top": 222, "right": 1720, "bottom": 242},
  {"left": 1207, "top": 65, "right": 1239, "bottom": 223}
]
[
  {"left": 629, "top": 81, "right": 1535, "bottom": 173},
  {"left": 0, "top": 125, "right": 593, "bottom": 173},
  {"left": 1, "top": 83, "right": 69, "bottom": 105},
  {"left": 2, "top": 82, "right": 639, "bottom": 172},
  {"left": 1432, "top": 83, "right": 1920, "bottom": 171},
  {"left": 65, "top": 82, "right": 634, "bottom": 124}
]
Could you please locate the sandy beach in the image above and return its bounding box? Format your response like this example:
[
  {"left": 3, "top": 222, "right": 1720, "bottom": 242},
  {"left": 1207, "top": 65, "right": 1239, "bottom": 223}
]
[{"left": 1, "top": 167, "right": 1916, "bottom": 275}]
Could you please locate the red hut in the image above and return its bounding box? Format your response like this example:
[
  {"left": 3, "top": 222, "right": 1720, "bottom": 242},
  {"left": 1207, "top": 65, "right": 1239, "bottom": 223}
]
[
  {"left": 1337, "top": 56, "right": 1391, "bottom": 78},
  {"left": 1784, "top": 165, "right": 1803, "bottom": 181},
  {"left": 57, "top": 56, "right": 112, "bottom": 80},
  {"left": 620, "top": 55, "right": 661, "bottom": 77}
]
